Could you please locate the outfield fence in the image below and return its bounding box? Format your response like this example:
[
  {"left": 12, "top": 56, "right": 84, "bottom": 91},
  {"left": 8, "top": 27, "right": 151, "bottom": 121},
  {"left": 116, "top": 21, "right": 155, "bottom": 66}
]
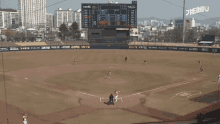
[{"left": 0, "top": 44, "right": 220, "bottom": 53}]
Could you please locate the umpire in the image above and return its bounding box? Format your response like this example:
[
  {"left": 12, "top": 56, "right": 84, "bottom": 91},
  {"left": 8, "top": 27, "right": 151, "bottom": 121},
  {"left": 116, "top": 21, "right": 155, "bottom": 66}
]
[{"left": 108, "top": 94, "right": 114, "bottom": 105}]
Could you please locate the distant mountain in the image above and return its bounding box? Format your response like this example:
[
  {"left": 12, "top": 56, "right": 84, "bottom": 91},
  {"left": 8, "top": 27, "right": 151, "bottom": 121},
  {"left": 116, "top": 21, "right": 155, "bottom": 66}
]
[{"left": 138, "top": 17, "right": 220, "bottom": 26}]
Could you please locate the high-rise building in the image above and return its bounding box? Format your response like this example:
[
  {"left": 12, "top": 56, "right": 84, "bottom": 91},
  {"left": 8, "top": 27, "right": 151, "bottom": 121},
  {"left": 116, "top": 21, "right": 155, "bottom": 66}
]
[
  {"left": 18, "top": 0, "right": 46, "bottom": 29},
  {"left": 0, "top": 10, "right": 20, "bottom": 29},
  {"left": 46, "top": 13, "right": 53, "bottom": 29},
  {"left": 74, "top": 9, "right": 82, "bottom": 30},
  {"left": 175, "top": 19, "right": 191, "bottom": 28},
  {"left": 0, "top": 11, "right": 8, "bottom": 29},
  {"left": 54, "top": 8, "right": 74, "bottom": 28}
]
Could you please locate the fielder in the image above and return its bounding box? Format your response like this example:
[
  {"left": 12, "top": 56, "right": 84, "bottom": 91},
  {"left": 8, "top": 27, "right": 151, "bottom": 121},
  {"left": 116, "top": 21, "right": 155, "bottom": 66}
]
[
  {"left": 144, "top": 60, "right": 146, "bottom": 64},
  {"left": 74, "top": 59, "right": 77, "bottom": 65},
  {"left": 125, "top": 56, "right": 127, "bottom": 62},
  {"left": 198, "top": 60, "right": 201, "bottom": 65},
  {"left": 114, "top": 90, "right": 120, "bottom": 102},
  {"left": 200, "top": 66, "right": 203, "bottom": 72},
  {"left": 107, "top": 71, "right": 111, "bottom": 78}
]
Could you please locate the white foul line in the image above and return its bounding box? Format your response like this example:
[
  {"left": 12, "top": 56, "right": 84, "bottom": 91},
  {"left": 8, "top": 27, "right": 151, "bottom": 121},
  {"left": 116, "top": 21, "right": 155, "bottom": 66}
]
[{"left": 76, "top": 77, "right": 204, "bottom": 100}]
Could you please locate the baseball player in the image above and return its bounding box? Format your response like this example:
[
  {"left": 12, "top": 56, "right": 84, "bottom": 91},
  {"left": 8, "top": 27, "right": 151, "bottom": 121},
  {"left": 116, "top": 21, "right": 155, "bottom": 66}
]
[
  {"left": 198, "top": 60, "right": 201, "bottom": 65},
  {"left": 23, "top": 114, "right": 28, "bottom": 124},
  {"left": 200, "top": 66, "right": 203, "bottom": 72},
  {"left": 114, "top": 90, "right": 120, "bottom": 102},
  {"left": 107, "top": 71, "right": 111, "bottom": 78},
  {"left": 125, "top": 56, "right": 127, "bottom": 62},
  {"left": 144, "top": 60, "right": 146, "bottom": 64},
  {"left": 74, "top": 59, "right": 77, "bottom": 65},
  {"left": 218, "top": 74, "right": 220, "bottom": 84},
  {"left": 108, "top": 94, "right": 114, "bottom": 105}
]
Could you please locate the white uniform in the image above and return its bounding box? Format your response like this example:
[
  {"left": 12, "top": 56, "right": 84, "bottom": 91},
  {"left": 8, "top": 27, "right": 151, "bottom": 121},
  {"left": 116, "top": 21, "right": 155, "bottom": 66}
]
[
  {"left": 23, "top": 116, "right": 27, "bottom": 124},
  {"left": 114, "top": 90, "right": 120, "bottom": 102},
  {"left": 218, "top": 75, "right": 220, "bottom": 84},
  {"left": 74, "top": 59, "right": 77, "bottom": 64}
]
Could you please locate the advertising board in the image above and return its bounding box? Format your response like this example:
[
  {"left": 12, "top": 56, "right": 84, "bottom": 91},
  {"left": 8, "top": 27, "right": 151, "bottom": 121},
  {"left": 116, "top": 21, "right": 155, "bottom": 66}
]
[
  {"left": 148, "top": 46, "right": 157, "bottom": 49},
  {"left": 71, "top": 46, "right": 80, "bottom": 49},
  {"left": 61, "top": 46, "right": 70, "bottom": 49},
  {"left": 51, "top": 46, "right": 60, "bottom": 49},
  {"left": 10, "top": 47, "right": 19, "bottom": 51},
  {"left": 178, "top": 47, "right": 188, "bottom": 51},
  {"left": 158, "top": 47, "right": 167, "bottom": 50},
  {"left": 20, "top": 47, "right": 30, "bottom": 50},
  {"left": 0, "top": 48, "right": 9, "bottom": 51},
  {"left": 200, "top": 48, "right": 209, "bottom": 52},
  {"left": 31, "top": 47, "right": 41, "bottom": 50},
  {"left": 138, "top": 46, "right": 147, "bottom": 49},
  {"left": 189, "top": 47, "right": 198, "bottom": 51},
  {"left": 186, "top": 6, "right": 209, "bottom": 16},
  {"left": 129, "top": 46, "right": 137, "bottom": 49},
  {"left": 41, "top": 46, "right": 50, "bottom": 49},
  {"left": 81, "top": 46, "right": 90, "bottom": 49}
]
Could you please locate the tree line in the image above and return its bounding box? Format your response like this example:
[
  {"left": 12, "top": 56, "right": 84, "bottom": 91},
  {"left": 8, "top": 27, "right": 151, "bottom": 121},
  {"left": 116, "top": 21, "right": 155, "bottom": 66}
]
[{"left": 58, "top": 21, "right": 81, "bottom": 41}]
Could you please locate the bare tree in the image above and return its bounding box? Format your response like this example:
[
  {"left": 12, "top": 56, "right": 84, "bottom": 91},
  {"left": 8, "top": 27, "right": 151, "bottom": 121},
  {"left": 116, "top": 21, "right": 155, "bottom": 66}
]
[{"left": 185, "top": 29, "right": 198, "bottom": 43}]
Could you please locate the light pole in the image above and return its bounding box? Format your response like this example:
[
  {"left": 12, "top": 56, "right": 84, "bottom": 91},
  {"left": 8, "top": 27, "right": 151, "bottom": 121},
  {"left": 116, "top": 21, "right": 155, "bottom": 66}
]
[
  {"left": 24, "top": 0, "right": 27, "bottom": 41},
  {"left": 183, "top": 0, "right": 186, "bottom": 43}
]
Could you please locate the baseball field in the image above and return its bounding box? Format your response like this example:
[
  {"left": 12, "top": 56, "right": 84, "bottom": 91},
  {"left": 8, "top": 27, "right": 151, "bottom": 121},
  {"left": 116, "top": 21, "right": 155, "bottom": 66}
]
[{"left": 0, "top": 49, "right": 220, "bottom": 124}]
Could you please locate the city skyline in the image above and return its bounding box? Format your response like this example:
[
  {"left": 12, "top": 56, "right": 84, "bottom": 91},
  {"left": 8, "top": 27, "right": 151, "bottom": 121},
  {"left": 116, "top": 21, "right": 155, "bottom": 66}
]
[{"left": 0, "top": 0, "right": 219, "bottom": 20}]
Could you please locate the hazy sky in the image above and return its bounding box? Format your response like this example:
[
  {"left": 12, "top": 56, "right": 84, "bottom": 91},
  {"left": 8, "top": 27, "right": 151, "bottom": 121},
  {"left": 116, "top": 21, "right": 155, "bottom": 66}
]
[{"left": 1, "top": 0, "right": 220, "bottom": 20}]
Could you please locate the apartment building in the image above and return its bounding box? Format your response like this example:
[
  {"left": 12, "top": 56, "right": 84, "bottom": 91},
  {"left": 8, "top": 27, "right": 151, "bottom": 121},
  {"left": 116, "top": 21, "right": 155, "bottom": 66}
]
[{"left": 54, "top": 8, "right": 74, "bottom": 28}]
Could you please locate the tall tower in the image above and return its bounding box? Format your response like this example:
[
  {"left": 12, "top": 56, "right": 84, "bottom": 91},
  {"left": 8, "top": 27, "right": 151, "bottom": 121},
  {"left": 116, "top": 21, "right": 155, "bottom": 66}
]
[
  {"left": 19, "top": 0, "right": 46, "bottom": 29},
  {"left": 191, "top": 18, "right": 195, "bottom": 27}
]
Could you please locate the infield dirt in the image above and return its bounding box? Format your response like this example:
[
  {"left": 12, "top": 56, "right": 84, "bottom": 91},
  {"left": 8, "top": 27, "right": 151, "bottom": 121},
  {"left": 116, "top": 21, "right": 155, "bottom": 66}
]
[{"left": 0, "top": 49, "right": 219, "bottom": 124}]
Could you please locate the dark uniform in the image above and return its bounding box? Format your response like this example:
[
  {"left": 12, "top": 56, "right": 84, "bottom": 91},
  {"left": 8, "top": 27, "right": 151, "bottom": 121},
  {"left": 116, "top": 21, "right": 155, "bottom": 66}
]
[
  {"left": 125, "top": 56, "right": 127, "bottom": 61},
  {"left": 108, "top": 94, "right": 114, "bottom": 105}
]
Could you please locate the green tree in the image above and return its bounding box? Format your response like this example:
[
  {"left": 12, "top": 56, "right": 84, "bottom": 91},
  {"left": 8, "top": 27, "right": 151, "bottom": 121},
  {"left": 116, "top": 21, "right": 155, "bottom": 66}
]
[
  {"left": 59, "top": 23, "right": 68, "bottom": 40},
  {"left": 70, "top": 22, "right": 80, "bottom": 39}
]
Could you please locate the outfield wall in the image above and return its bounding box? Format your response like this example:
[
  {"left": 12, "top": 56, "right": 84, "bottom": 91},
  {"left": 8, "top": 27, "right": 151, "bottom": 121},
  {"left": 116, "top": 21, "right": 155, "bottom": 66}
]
[{"left": 0, "top": 45, "right": 219, "bottom": 53}]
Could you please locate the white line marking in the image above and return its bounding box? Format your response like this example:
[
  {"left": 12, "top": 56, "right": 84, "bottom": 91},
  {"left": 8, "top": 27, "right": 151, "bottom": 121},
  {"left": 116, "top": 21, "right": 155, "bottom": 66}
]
[
  {"left": 76, "top": 77, "right": 204, "bottom": 100},
  {"left": 31, "top": 92, "right": 39, "bottom": 96}
]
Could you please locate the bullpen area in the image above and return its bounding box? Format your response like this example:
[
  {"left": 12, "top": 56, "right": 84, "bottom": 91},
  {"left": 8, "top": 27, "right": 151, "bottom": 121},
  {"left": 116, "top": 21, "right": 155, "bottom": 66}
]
[{"left": 0, "top": 49, "right": 219, "bottom": 124}]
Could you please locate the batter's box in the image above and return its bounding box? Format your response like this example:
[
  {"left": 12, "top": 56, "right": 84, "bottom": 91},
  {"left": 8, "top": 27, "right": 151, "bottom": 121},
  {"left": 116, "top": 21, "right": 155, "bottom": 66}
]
[
  {"left": 202, "top": 81, "right": 218, "bottom": 88},
  {"left": 170, "top": 91, "right": 202, "bottom": 100}
]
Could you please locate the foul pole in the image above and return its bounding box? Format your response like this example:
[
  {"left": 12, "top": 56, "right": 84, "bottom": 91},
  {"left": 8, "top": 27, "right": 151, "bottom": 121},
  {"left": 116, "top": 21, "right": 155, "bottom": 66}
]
[{"left": 183, "top": 0, "right": 186, "bottom": 44}]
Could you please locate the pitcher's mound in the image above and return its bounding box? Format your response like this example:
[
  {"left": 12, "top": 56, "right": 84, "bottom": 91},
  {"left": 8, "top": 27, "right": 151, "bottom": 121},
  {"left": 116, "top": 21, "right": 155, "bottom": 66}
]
[{"left": 99, "top": 77, "right": 126, "bottom": 84}]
